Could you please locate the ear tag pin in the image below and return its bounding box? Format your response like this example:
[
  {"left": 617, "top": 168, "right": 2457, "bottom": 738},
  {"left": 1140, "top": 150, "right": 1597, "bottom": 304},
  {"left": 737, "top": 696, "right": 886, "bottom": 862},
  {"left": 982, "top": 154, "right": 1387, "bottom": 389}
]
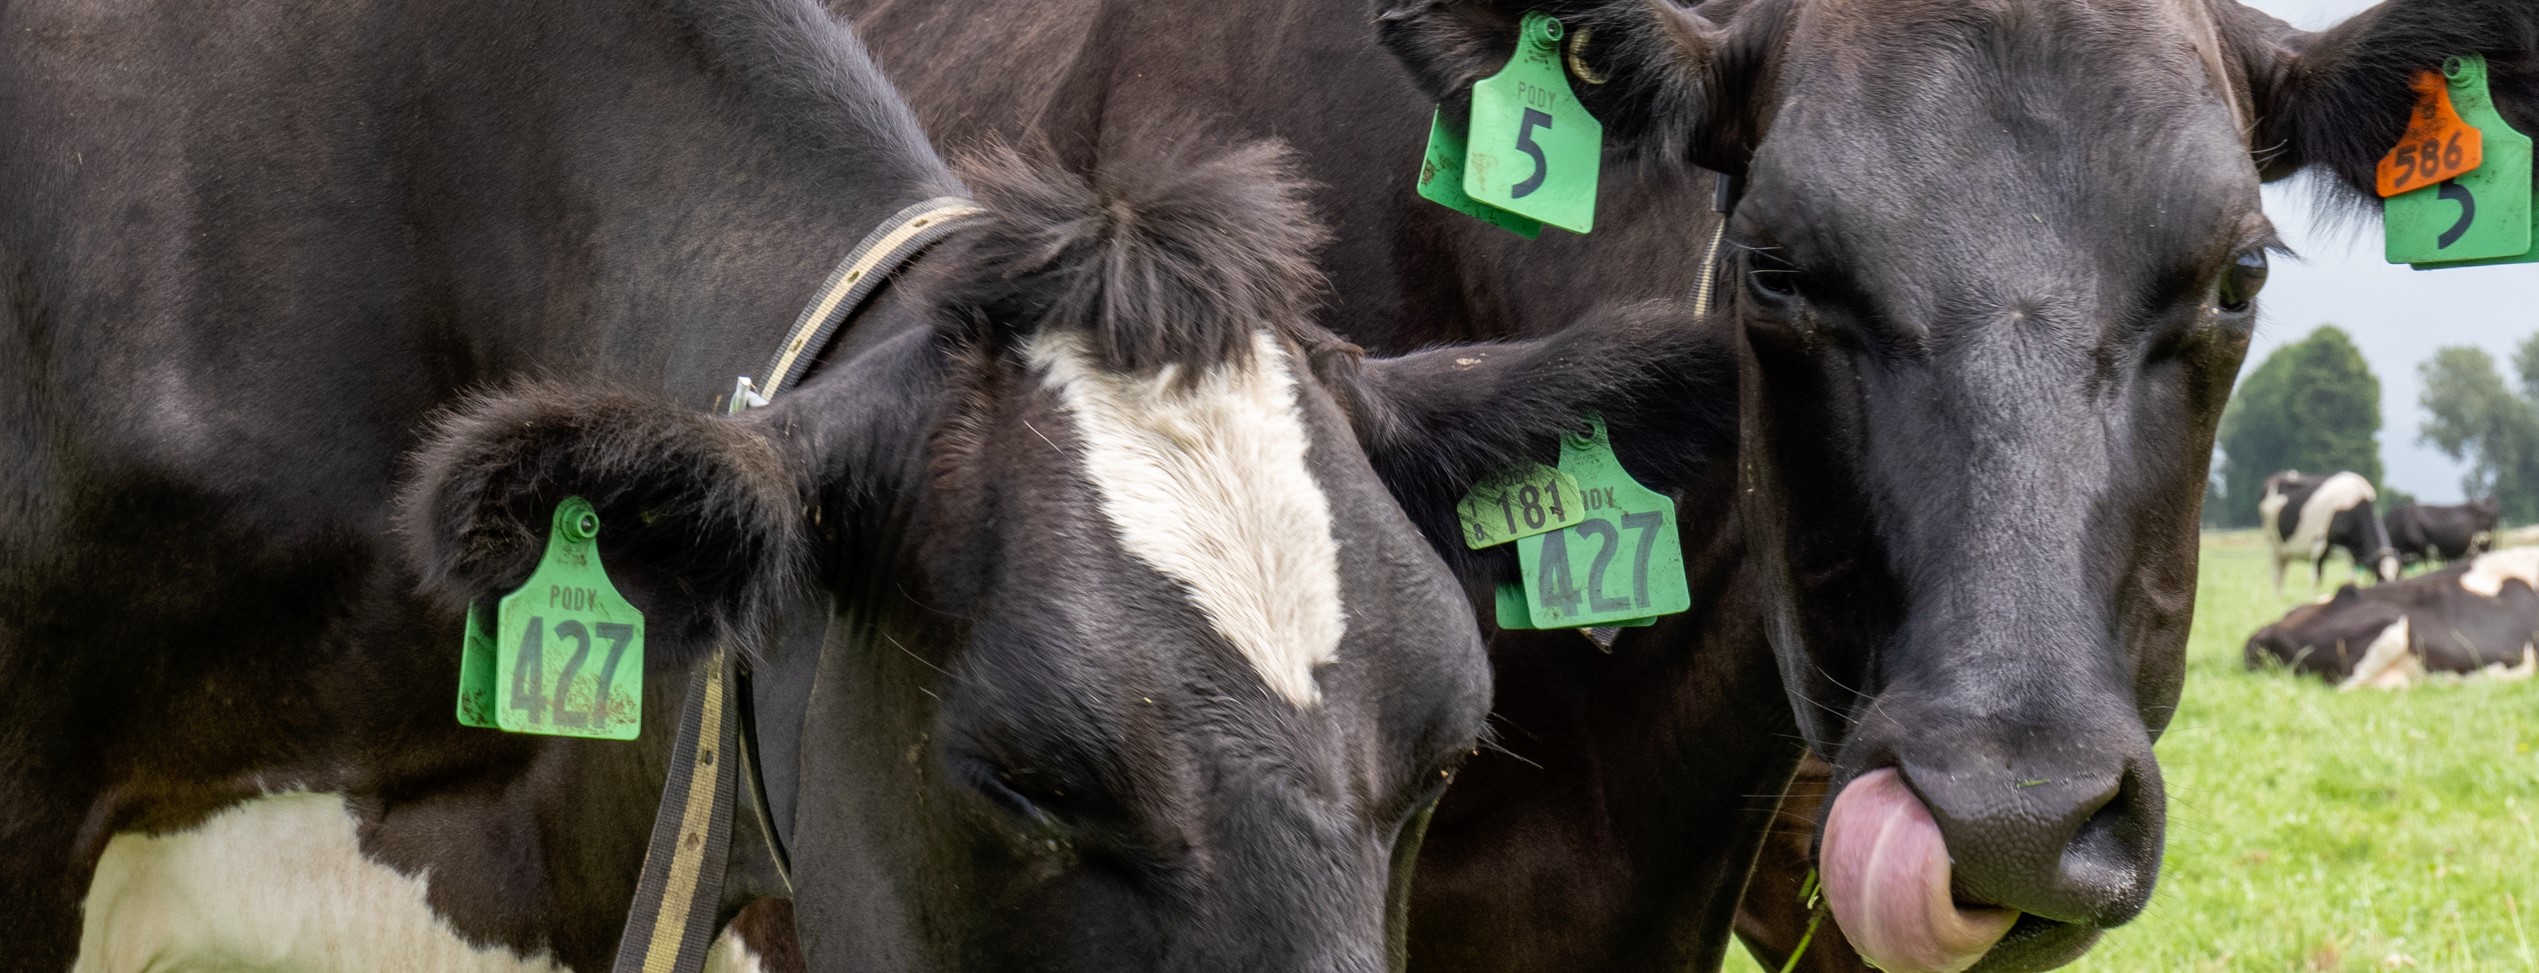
[
  {"left": 1488, "top": 415, "right": 1690, "bottom": 630},
  {"left": 456, "top": 495, "right": 646, "bottom": 740},
  {"left": 2383, "top": 55, "right": 2536, "bottom": 268},
  {"left": 1416, "top": 10, "right": 1601, "bottom": 235}
]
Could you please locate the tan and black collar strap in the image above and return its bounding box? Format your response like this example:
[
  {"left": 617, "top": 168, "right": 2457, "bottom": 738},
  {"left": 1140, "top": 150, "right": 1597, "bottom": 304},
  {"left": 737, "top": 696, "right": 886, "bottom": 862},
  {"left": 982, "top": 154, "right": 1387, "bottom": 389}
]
[
  {"left": 755, "top": 195, "right": 986, "bottom": 399},
  {"left": 612, "top": 195, "right": 985, "bottom": 973},
  {"left": 1690, "top": 172, "right": 1741, "bottom": 318}
]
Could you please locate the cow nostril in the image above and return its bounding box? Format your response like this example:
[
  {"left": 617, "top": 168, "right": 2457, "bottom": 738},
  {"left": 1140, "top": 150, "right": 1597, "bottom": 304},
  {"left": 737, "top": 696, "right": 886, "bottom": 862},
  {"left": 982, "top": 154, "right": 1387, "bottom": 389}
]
[{"left": 2053, "top": 764, "right": 2161, "bottom": 925}]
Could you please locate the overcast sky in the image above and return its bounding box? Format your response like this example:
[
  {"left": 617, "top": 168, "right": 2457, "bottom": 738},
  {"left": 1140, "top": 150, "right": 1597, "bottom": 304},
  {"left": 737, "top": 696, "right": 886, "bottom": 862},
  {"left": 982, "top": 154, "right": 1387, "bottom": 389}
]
[{"left": 2242, "top": 0, "right": 2539, "bottom": 502}]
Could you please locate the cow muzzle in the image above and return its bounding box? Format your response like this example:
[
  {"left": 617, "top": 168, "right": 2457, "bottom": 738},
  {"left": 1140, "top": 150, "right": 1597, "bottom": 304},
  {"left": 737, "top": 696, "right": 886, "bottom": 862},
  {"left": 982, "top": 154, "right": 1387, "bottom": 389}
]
[{"left": 1820, "top": 718, "right": 2162, "bottom": 972}]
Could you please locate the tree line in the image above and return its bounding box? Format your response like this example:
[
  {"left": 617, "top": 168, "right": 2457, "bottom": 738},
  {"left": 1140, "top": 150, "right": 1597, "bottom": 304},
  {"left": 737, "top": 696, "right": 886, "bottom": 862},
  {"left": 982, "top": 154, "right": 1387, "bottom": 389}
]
[{"left": 2209, "top": 325, "right": 2539, "bottom": 528}]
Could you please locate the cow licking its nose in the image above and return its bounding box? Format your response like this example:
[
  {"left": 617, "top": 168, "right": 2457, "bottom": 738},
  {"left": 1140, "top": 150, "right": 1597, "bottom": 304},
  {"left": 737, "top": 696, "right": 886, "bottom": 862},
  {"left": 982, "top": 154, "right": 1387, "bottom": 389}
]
[{"left": 1820, "top": 695, "right": 2164, "bottom": 973}]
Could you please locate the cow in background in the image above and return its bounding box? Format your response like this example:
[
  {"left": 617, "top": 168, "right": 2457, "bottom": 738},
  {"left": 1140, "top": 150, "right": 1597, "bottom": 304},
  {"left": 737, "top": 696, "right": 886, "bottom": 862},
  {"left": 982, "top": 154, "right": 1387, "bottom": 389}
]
[
  {"left": 2246, "top": 547, "right": 2539, "bottom": 690},
  {"left": 2262, "top": 471, "right": 2399, "bottom": 591},
  {"left": 2386, "top": 498, "right": 2503, "bottom": 567}
]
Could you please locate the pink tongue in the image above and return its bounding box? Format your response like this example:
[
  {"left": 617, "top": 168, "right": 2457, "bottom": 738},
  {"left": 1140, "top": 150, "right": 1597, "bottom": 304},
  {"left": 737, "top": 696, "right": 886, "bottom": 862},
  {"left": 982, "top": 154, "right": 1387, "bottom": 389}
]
[{"left": 1821, "top": 769, "right": 2019, "bottom": 973}]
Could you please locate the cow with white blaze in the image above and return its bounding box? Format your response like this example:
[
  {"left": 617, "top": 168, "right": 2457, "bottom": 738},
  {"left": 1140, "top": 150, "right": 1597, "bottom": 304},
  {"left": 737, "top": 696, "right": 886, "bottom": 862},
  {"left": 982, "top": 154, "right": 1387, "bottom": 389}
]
[
  {"left": 2262, "top": 471, "right": 2400, "bottom": 591},
  {"left": 842, "top": 0, "right": 2539, "bottom": 970}
]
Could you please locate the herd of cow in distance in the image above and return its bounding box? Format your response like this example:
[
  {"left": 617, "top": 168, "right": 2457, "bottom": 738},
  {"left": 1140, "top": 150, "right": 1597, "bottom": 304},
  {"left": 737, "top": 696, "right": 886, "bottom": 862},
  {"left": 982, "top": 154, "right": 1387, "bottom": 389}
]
[
  {"left": 2248, "top": 470, "right": 2539, "bottom": 690},
  {"left": 7, "top": 0, "right": 2537, "bottom": 971}
]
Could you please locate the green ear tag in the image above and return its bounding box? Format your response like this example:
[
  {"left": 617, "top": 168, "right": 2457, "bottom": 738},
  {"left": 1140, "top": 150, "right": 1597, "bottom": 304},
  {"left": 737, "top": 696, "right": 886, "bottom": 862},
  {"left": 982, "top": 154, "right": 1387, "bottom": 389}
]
[
  {"left": 1458, "top": 461, "right": 1586, "bottom": 548},
  {"left": 1463, "top": 11, "right": 1601, "bottom": 234},
  {"left": 1419, "top": 110, "right": 1545, "bottom": 238},
  {"left": 1512, "top": 415, "right": 1690, "bottom": 628},
  {"left": 456, "top": 602, "right": 500, "bottom": 728},
  {"left": 479, "top": 496, "right": 645, "bottom": 740},
  {"left": 2386, "top": 55, "right": 2536, "bottom": 268},
  {"left": 1493, "top": 582, "right": 1537, "bottom": 629}
]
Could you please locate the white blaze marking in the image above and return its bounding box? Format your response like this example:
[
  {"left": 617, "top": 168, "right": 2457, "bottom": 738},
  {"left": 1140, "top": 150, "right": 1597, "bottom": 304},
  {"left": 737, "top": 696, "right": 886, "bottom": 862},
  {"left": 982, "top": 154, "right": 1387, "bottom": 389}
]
[
  {"left": 2338, "top": 616, "right": 2421, "bottom": 691},
  {"left": 1029, "top": 330, "right": 1345, "bottom": 707},
  {"left": 2458, "top": 546, "right": 2539, "bottom": 597},
  {"left": 77, "top": 792, "right": 564, "bottom": 973}
]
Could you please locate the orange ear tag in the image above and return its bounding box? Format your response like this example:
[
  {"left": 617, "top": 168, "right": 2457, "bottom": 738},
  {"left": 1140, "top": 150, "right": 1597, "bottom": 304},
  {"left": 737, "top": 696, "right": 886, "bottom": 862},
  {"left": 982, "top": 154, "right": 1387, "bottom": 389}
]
[{"left": 2377, "top": 70, "right": 2485, "bottom": 198}]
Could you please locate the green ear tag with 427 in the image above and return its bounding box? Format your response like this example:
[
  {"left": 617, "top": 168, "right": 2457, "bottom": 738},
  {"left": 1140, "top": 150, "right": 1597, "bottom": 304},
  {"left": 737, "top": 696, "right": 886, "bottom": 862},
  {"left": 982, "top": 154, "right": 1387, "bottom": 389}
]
[
  {"left": 456, "top": 496, "right": 644, "bottom": 740},
  {"left": 1505, "top": 416, "right": 1689, "bottom": 628},
  {"left": 1464, "top": 11, "right": 1601, "bottom": 234},
  {"left": 2386, "top": 55, "right": 2536, "bottom": 268}
]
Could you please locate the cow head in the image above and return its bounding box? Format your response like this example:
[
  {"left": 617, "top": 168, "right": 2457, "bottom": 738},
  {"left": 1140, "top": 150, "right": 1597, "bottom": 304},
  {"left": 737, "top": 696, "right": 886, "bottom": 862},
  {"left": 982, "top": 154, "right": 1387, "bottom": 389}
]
[
  {"left": 401, "top": 141, "right": 1733, "bottom": 971},
  {"left": 1377, "top": 0, "right": 2538, "bottom": 968}
]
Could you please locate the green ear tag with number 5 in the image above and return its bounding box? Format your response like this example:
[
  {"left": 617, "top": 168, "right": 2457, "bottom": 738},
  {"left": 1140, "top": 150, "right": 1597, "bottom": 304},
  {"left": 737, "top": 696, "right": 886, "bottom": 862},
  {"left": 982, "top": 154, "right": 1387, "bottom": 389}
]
[
  {"left": 459, "top": 496, "right": 645, "bottom": 740},
  {"left": 2386, "top": 55, "right": 2536, "bottom": 268},
  {"left": 1507, "top": 415, "right": 1689, "bottom": 628},
  {"left": 1464, "top": 11, "right": 1601, "bottom": 234}
]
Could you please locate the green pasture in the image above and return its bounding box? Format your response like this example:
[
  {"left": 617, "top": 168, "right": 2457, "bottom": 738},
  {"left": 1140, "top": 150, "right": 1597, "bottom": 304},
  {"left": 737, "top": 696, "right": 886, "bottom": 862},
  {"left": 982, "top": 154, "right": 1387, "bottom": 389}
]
[{"left": 1724, "top": 531, "right": 2539, "bottom": 973}]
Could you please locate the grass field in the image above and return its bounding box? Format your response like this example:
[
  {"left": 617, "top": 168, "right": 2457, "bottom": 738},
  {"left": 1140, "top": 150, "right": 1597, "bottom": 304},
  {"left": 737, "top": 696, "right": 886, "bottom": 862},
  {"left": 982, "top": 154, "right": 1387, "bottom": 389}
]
[{"left": 1724, "top": 532, "right": 2539, "bottom": 973}]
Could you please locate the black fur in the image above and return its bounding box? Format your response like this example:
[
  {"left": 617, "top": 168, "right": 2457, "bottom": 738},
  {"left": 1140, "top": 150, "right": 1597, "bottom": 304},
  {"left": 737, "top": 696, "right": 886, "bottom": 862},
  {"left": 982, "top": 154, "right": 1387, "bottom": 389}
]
[
  {"left": 398, "top": 383, "right": 806, "bottom": 661},
  {"left": 925, "top": 140, "right": 1332, "bottom": 376}
]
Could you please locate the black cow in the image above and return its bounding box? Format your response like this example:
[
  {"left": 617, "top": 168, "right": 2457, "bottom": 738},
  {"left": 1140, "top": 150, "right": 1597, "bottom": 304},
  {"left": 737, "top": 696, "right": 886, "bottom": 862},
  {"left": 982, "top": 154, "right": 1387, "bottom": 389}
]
[
  {"left": 2386, "top": 498, "right": 2503, "bottom": 567},
  {"left": 2262, "top": 471, "right": 2402, "bottom": 590},
  {"left": 845, "top": 1, "right": 2539, "bottom": 970},
  {"left": 2247, "top": 547, "right": 2539, "bottom": 688},
  {"left": 2, "top": 0, "right": 1742, "bottom": 968}
]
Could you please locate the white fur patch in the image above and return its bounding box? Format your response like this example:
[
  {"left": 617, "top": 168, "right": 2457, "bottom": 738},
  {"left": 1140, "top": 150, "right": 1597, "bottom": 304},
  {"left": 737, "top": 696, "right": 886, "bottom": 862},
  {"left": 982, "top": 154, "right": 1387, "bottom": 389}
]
[
  {"left": 2338, "top": 616, "right": 2422, "bottom": 692},
  {"left": 704, "top": 927, "right": 768, "bottom": 973},
  {"left": 2458, "top": 546, "right": 2539, "bottom": 598},
  {"left": 2291, "top": 472, "right": 2374, "bottom": 555},
  {"left": 1029, "top": 330, "right": 1345, "bottom": 707},
  {"left": 77, "top": 792, "right": 564, "bottom": 973}
]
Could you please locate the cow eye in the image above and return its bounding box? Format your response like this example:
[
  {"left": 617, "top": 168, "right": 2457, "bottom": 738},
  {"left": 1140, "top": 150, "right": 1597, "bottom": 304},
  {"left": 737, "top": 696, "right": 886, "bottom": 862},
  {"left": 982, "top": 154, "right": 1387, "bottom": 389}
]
[
  {"left": 2216, "top": 249, "right": 2268, "bottom": 313},
  {"left": 961, "top": 759, "right": 1072, "bottom": 830},
  {"left": 1744, "top": 250, "right": 1800, "bottom": 305}
]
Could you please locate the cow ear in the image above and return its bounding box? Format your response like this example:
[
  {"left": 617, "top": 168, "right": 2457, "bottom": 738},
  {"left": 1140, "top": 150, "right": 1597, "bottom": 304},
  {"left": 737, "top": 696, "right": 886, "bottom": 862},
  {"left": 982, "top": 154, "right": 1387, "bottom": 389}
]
[
  {"left": 1320, "top": 301, "right": 1736, "bottom": 570},
  {"left": 398, "top": 384, "right": 808, "bottom": 669},
  {"left": 2332, "top": 583, "right": 2363, "bottom": 604},
  {"left": 1373, "top": 0, "right": 1777, "bottom": 171},
  {"left": 2220, "top": 0, "right": 2539, "bottom": 195}
]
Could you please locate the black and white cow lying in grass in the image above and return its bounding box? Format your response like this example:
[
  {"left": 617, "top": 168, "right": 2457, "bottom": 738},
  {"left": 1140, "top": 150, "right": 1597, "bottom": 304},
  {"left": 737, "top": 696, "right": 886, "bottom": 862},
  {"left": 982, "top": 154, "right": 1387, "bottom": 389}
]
[
  {"left": 2260, "top": 470, "right": 2399, "bottom": 591},
  {"left": 2246, "top": 547, "right": 2539, "bottom": 690}
]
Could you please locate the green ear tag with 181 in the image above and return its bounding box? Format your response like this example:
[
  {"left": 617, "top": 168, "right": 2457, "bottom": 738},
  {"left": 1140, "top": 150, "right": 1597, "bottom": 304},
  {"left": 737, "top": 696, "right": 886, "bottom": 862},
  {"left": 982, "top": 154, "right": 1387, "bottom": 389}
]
[
  {"left": 1513, "top": 415, "right": 1690, "bottom": 627},
  {"left": 480, "top": 496, "right": 644, "bottom": 739},
  {"left": 1464, "top": 11, "right": 1601, "bottom": 234},
  {"left": 1458, "top": 461, "right": 1585, "bottom": 549},
  {"left": 2385, "top": 55, "right": 2535, "bottom": 268}
]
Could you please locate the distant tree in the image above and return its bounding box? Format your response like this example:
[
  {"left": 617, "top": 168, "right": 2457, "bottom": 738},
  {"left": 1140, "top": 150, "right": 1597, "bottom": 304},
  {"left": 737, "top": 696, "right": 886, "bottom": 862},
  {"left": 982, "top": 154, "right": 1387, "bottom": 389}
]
[
  {"left": 2215, "top": 325, "right": 2384, "bottom": 526},
  {"left": 2419, "top": 343, "right": 2539, "bottom": 523}
]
